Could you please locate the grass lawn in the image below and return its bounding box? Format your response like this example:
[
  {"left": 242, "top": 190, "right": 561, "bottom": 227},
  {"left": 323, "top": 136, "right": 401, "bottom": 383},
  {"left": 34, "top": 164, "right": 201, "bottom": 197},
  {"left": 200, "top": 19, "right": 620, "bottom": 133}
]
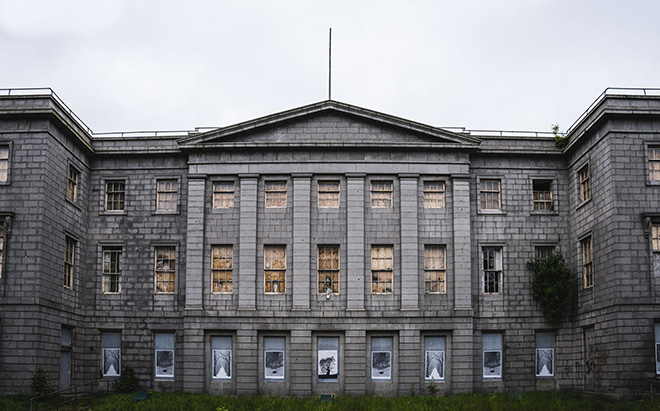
[{"left": 1, "top": 391, "right": 658, "bottom": 411}]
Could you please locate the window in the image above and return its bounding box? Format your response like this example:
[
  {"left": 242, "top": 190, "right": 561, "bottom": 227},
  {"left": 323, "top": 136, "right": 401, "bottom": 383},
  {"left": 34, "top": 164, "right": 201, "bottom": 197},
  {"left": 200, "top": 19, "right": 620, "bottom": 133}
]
[
  {"left": 371, "top": 337, "right": 392, "bottom": 380},
  {"left": 532, "top": 180, "right": 553, "bottom": 211},
  {"left": 64, "top": 236, "right": 75, "bottom": 289},
  {"left": 655, "top": 323, "right": 660, "bottom": 375},
  {"left": 371, "top": 245, "right": 393, "bottom": 294},
  {"left": 423, "top": 181, "right": 446, "bottom": 208},
  {"left": 102, "top": 248, "right": 122, "bottom": 294},
  {"left": 155, "top": 246, "right": 176, "bottom": 294},
  {"left": 318, "top": 245, "right": 339, "bottom": 294},
  {"left": 581, "top": 236, "right": 593, "bottom": 288},
  {"left": 0, "top": 226, "right": 4, "bottom": 279},
  {"left": 578, "top": 164, "right": 590, "bottom": 202},
  {"left": 482, "top": 247, "right": 502, "bottom": 294},
  {"left": 317, "top": 337, "right": 339, "bottom": 381},
  {"left": 371, "top": 181, "right": 393, "bottom": 208},
  {"left": 156, "top": 179, "right": 178, "bottom": 212},
  {"left": 482, "top": 333, "right": 502, "bottom": 379},
  {"left": 265, "top": 181, "right": 287, "bottom": 208},
  {"left": 264, "top": 336, "right": 285, "bottom": 380},
  {"left": 424, "top": 336, "right": 445, "bottom": 381},
  {"left": 536, "top": 331, "right": 555, "bottom": 377},
  {"left": 101, "top": 331, "right": 121, "bottom": 378},
  {"left": 211, "top": 245, "right": 233, "bottom": 293},
  {"left": 264, "top": 245, "right": 286, "bottom": 294},
  {"left": 535, "top": 246, "right": 555, "bottom": 260},
  {"left": 424, "top": 245, "right": 446, "bottom": 294},
  {"left": 155, "top": 332, "right": 175, "bottom": 379},
  {"left": 652, "top": 223, "right": 660, "bottom": 252},
  {"left": 213, "top": 182, "right": 234, "bottom": 208},
  {"left": 649, "top": 146, "right": 660, "bottom": 182},
  {"left": 211, "top": 336, "right": 232, "bottom": 381},
  {"left": 318, "top": 181, "right": 340, "bottom": 208},
  {"left": 0, "top": 146, "right": 8, "bottom": 182},
  {"left": 67, "top": 166, "right": 79, "bottom": 203},
  {"left": 479, "top": 179, "right": 501, "bottom": 211},
  {"left": 105, "top": 180, "right": 125, "bottom": 211}
]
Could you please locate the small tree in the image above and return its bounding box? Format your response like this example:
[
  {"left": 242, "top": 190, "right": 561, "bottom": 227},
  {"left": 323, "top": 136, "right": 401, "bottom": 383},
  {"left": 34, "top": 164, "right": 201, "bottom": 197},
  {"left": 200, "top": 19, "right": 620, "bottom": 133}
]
[
  {"left": 552, "top": 124, "right": 569, "bottom": 149},
  {"left": 111, "top": 368, "right": 138, "bottom": 393},
  {"left": 528, "top": 251, "right": 573, "bottom": 323},
  {"left": 31, "top": 367, "right": 54, "bottom": 396}
]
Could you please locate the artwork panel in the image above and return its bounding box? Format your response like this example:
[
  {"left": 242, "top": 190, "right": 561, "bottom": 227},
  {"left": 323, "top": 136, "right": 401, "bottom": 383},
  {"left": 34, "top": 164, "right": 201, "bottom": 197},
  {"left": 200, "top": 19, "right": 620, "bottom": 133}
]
[
  {"left": 425, "top": 350, "right": 445, "bottom": 380},
  {"left": 102, "top": 348, "right": 121, "bottom": 377},
  {"left": 156, "top": 350, "right": 175, "bottom": 377},
  {"left": 318, "top": 350, "right": 338, "bottom": 379},
  {"left": 371, "top": 351, "right": 392, "bottom": 379},
  {"left": 483, "top": 350, "right": 502, "bottom": 378},
  {"left": 536, "top": 348, "right": 554, "bottom": 377},
  {"left": 212, "top": 350, "right": 232, "bottom": 379},
  {"left": 265, "top": 350, "right": 285, "bottom": 379},
  {"left": 656, "top": 343, "right": 660, "bottom": 375}
]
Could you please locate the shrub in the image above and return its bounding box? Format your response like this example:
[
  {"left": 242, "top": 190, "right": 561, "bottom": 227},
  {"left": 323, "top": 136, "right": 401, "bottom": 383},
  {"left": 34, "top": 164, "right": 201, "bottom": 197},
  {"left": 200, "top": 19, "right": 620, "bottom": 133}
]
[
  {"left": 31, "top": 367, "right": 54, "bottom": 396},
  {"left": 552, "top": 123, "right": 569, "bottom": 149},
  {"left": 111, "top": 368, "right": 139, "bottom": 393},
  {"left": 528, "top": 251, "right": 573, "bottom": 324}
]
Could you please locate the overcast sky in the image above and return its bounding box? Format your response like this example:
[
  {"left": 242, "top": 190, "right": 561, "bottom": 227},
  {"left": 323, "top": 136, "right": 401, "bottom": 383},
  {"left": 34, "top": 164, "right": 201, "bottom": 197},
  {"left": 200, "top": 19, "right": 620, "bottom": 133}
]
[{"left": 1, "top": 0, "right": 659, "bottom": 134}]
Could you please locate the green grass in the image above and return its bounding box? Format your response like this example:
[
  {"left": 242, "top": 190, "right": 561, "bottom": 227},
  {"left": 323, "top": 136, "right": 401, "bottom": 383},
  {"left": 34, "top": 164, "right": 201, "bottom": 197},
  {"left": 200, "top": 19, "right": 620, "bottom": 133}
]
[{"left": 1, "top": 391, "right": 658, "bottom": 411}]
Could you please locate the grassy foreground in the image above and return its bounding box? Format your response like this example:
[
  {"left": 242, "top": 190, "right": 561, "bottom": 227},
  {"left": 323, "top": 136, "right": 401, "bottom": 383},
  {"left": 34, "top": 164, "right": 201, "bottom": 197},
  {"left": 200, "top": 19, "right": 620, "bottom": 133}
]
[{"left": 1, "top": 391, "right": 658, "bottom": 411}]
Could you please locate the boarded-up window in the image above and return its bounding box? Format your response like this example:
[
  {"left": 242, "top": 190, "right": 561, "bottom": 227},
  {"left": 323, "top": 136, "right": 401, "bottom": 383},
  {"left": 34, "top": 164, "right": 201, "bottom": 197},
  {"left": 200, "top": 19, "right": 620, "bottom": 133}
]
[
  {"left": 533, "top": 180, "right": 553, "bottom": 211},
  {"left": 371, "top": 181, "right": 393, "bottom": 208},
  {"left": 156, "top": 179, "right": 178, "bottom": 211},
  {"left": 212, "top": 245, "right": 233, "bottom": 293},
  {"left": 264, "top": 245, "right": 286, "bottom": 294},
  {"left": 581, "top": 236, "right": 593, "bottom": 288},
  {"left": 155, "top": 246, "right": 176, "bottom": 293},
  {"left": 318, "top": 181, "right": 340, "bottom": 208},
  {"left": 479, "top": 179, "right": 501, "bottom": 211},
  {"left": 578, "top": 165, "right": 590, "bottom": 202},
  {"left": 423, "top": 181, "right": 445, "bottom": 208},
  {"left": 265, "top": 181, "right": 287, "bottom": 208},
  {"left": 318, "top": 245, "right": 339, "bottom": 294},
  {"left": 371, "top": 245, "right": 393, "bottom": 294},
  {"left": 424, "top": 245, "right": 446, "bottom": 294},
  {"left": 213, "top": 182, "right": 234, "bottom": 208}
]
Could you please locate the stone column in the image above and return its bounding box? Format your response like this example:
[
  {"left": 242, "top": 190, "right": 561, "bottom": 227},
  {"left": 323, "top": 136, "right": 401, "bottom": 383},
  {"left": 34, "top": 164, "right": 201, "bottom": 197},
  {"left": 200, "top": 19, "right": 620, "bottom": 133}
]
[
  {"left": 238, "top": 175, "right": 258, "bottom": 311},
  {"left": 346, "top": 174, "right": 366, "bottom": 311},
  {"left": 400, "top": 175, "right": 419, "bottom": 311},
  {"left": 452, "top": 175, "right": 472, "bottom": 311},
  {"left": 184, "top": 175, "right": 206, "bottom": 310},
  {"left": 292, "top": 174, "right": 311, "bottom": 311}
]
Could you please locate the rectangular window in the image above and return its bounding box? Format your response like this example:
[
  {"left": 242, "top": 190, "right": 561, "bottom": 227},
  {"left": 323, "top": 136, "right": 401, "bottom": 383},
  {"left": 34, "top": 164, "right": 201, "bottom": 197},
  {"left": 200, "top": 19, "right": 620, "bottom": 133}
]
[
  {"left": 655, "top": 323, "right": 660, "bottom": 375},
  {"left": 212, "top": 182, "right": 235, "bottom": 208},
  {"left": 371, "top": 245, "right": 393, "bottom": 294},
  {"left": 479, "top": 179, "right": 501, "bottom": 211},
  {"left": 578, "top": 164, "right": 590, "bottom": 202},
  {"left": 264, "top": 336, "right": 285, "bottom": 380},
  {"left": 64, "top": 236, "right": 75, "bottom": 289},
  {"left": 265, "top": 181, "right": 287, "bottom": 208},
  {"left": 211, "top": 245, "right": 233, "bottom": 293},
  {"left": 67, "top": 166, "right": 80, "bottom": 203},
  {"left": 211, "top": 336, "right": 232, "bottom": 381},
  {"left": 371, "top": 181, "right": 393, "bottom": 208},
  {"left": 649, "top": 147, "right": 660, "bottom": 182},
  {"left": 102, "top": 248, "right": 122, "bottom": 294},
  {"left": 371, "top": 337, "right": 392, "bottom": 381},
  {"left": 0, "top": 146, "right": 8, "bottom": 182},
  {"left": 581, "top": 236, "right": 593, "bottom": 288},
  {"left": 482, "top": 333, "right": 502, "bottom": 379},
  {"left": 532, "top": 180, "right": 553, "bottom": 211},
  {"left": 318, "top": 245, "right": 339, "bottom": 294},
  {"left": 155, "top": 332, "right": 175, "bottom": 379},
  {"left": 156, "top": 179, "right": 178, "bottom": 212},
  {"left": 652, "top": 224, "right": 660, "bottom": 252},
  {"left": 482, "top": 247, "right": 502, "bottom": 294},
  {"left": 105, "top": 180, "right": 125, "bottom": 211},
  {"left": 535, "top": 246, "right": 555, "bottom": 260},
  {"left": 101, "top": 331, "right": 121, "bottom": 378},
  {"left": 536, "top": 331, "right": 555, "bottom": 377},
  {"left": 423, "top": 181, "right": 446, "bottom": 208},
  {"left": 318, "top": 181, "right": 340, "bottom": 208},
  {"left": 424, "top": 245, "right": 446, "bottom": 294},
  {"left": 155, "top": 246, "right": 176, "bottom": 294},
  {"left": 264, "top": 245, "right": 286, "bottom": 294},
  {"left": 317, "top": 337, "right": 339, "bottom": 381},
  {"left": 424, "top": 336, "right": 445, "bottom": 381}
]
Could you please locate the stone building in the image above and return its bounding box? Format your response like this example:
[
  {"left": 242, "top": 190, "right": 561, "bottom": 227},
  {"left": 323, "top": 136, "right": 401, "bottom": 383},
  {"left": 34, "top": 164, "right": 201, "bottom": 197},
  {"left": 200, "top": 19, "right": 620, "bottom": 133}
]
[{"left": 0, "top": 88, "right": 659, "bottom": 397}]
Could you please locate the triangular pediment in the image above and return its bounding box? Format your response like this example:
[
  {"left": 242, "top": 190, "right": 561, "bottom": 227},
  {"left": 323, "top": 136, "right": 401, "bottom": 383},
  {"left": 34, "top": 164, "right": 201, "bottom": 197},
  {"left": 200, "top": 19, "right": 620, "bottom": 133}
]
[{"left": 178, "top": 100, "right": 481, "bottom": 149}]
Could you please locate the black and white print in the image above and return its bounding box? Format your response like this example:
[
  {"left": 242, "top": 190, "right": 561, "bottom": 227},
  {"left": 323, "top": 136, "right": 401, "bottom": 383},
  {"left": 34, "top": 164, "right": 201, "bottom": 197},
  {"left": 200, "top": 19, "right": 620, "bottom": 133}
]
[
  {"left": 371, "top": 351, "right": 391, "bottom": 379},
  {"left": 156, "top": 350, "right": 174, "bottom": 378},
  {"left": 425, "top": 350, "right": 445, "bottom": 381},
  {"left": 656, "top": 343, "right": 660, "bottom": 375},
  {"left": 102, "top": 348, "right": 120, "bottom": 377},
  {"left": 536, "top": 348, "right": 554, "bottom": 377},
  {"left": 317, "top": 350, "right": 338, "bottom": 380},
  {"left": 212, "top": 349, "right": 231, "bottom": 380},
  {"left": 265, "top": 350, "right": 284, "bottom": 379},
  {"left": 483, "top": 350, "right": 501, "bottom": 378}
]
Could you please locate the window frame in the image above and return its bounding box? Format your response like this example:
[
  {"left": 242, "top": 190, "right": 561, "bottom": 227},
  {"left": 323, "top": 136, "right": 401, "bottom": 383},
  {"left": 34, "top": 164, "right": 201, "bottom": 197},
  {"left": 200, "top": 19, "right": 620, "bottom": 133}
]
[
  {"left": 423, "top": 181, "right": 446, "bottom": 209},
  {"left": 482, "top": 246, "right": 503, "bottom": 294},
  {"left": 317, "top": 336, "right": 339, "bottom": 382},
  {"left": 653, "top": 223, "right": 660, "bottom": 252},
  {"left": 317, "top": 245, "right": 340, "bottom": 295},
  {"left": 211, "top": 335, "right": 233, "bottom": 381},
  {"left": 479, "top": 178, "right": 502, "bottom": 212},
  {"left": 154, "top": 332, "right": 175, "bottom": 380},
  {"left": 648, "top": 144, "right": 660, "bottom": 184},
  {"left": 211, "top": 245, "right": 233, "bottom": 294},
  {"left": 102, "top": 247, "right": 122, "bottom": 294},
  {"left": 371, "top": 245, "right": 393, "bottom": 294},
  {"left": 64, "top": 236, "right": 76, "bottom": 290},
  {"left": 535, "top": 331, "right": 555, "bottom": 378},
  {"left": 212, "top": 181, "right": 235, "bottom": 209},
  {"left": 0, "top": 143, "right": 11, "bottom": 184},
  {"left": 264, "top": 245, "right": 286, "bottom": 294},
  {"left": 104, "top": 180, "right": 126, "bottom": 212},
  {"left": 101, "top": 331, "right": 122, "bottom": 378},
  {"left": 581, "top": 236, "right": 593, "bottom": 289},
  {"left": 424, "top": 336, "right": 446, "bottom": 382},
  {"left": 655, "top": 323, "right": 660, "bottom": 375},
  {"left": 370, "top": 180, "right": 393, "bottom": 209},
  {"left": 532, "top": 179, "right": 553, "bottom": 212},
  {"left": 67, "top": 165, "right": 80, "bottom": 204},
  {"left": 154, "top": 246, "right": 176, "bottom": 294},
  {"left": 265, "top": 181, "right": 287, "bottom": 208},
  {"left": 264, "top": 336, "right": 286, "bottom": 381},
  {"left": 482, "top": 332, "right": 503, "bottom": 379},
  {"left": 318, "top": 180, "right": 340, "bottom": 208},
  {"left": 370, "top": 336, "right": 393, "bottom": 381},
  {"left": 424, "top": 245, "right": 446, "bottom": 294},
  {"left": 155, "top": 178, "right": 179, "bottom": 213},
  {"left": 578, "top": 164, "right": 591, "bottom": 204},
  {"left": 535, "top": 245, "right": 556, "bottom": 261}
]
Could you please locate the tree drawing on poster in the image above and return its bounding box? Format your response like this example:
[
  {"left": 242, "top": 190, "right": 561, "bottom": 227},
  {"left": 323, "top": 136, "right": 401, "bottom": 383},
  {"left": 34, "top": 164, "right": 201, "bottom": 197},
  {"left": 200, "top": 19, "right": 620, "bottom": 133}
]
[
  {"left": 372, "top": 351, "right": 391, "bottom": 379},
  {"left": 656, "top": 344, "right": 660, "bottom": 374},
  {"left": 483, "top": 350, "right": 501, "bottom": 378},
  {"left": 103, "top": 348, "right": 120, "bottom": 377},
  {"left": 425, "top": 350, "right": 444, "bottom": 380},
  {"left": 265, "top": 350, "right": 284, "bottom": 379},
  {"left": 156, "top": 350, "right": 174, "bottom": 377},
  {"left": 318, "top": 350, "right": 338, "bottom": 379},
  {"left": 213, "top": 350, "right": 231, "bottom": 379},
  {"left": 536, "top": 348, "right": 554, "bottom": 376}
]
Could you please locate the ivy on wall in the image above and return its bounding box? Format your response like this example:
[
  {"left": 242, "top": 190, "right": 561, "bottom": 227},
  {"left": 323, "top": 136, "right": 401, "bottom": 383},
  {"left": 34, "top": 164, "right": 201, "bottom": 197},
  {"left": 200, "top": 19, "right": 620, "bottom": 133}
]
[{"left": 528, "top": 251, "right": 573, "bottom": 324}]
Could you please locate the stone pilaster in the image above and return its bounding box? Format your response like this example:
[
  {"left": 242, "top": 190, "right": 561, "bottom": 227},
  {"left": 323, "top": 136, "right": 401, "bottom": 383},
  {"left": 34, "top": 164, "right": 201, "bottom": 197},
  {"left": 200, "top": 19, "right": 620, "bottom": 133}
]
[
  {"left": 347, "top": 174, "right": 366, "bottom": 311},
  {"left": 400, "top": 175, "right": 419, "bottom": 311},
  {"left": 292, "top": 175, "right": 311, "bottom": 311},
  {"left": 238, "top": 175, "right": 258, "bottom": 310}
]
